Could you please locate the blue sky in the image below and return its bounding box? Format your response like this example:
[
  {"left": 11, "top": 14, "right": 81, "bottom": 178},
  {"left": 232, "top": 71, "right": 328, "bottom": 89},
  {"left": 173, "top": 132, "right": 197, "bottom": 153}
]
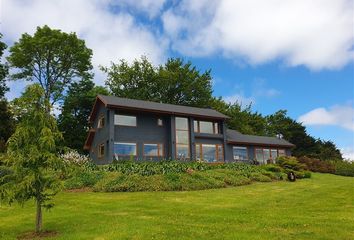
[{"left": 2, "top": 0, "right": 354, "bottom": 159}]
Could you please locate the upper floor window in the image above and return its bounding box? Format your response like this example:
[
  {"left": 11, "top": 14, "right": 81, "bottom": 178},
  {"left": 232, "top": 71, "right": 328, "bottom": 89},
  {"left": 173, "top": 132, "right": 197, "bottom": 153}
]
[
  {"left": 97, "top": 116, "right": 105, "bottom": 129},
  {"left": 114, "top": 114, "right": 136, "bottom": 127},
  {"left": 233, "top": 146, "right": 248, "bottom": 161},
  {"left": 194, "top": 120, "right": 220, "bottom": 134},
  {"left": 157, "top": 118, "right": 163, "bottom": 126}
]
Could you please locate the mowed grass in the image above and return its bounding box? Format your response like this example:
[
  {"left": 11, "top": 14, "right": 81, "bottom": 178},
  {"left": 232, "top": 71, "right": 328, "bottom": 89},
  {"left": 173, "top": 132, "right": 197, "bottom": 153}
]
[{"left": 0, "top": 173, "right": 353, "bottom": 240}]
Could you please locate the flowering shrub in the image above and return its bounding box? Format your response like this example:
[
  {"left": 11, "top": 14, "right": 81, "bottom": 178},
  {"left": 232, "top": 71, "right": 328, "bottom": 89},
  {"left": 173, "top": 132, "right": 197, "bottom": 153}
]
[{"left": 60, "top": 150, "right": 90, "bottom": 166}]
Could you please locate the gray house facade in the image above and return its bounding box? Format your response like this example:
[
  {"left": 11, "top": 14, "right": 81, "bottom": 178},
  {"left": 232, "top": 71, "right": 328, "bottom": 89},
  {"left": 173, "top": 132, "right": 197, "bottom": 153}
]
[{"left": 84, "top": 95, "right": 294, "bottom": 164}]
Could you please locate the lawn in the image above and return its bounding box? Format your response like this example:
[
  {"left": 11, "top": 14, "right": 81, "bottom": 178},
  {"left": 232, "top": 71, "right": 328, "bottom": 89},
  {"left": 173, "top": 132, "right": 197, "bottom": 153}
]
[{"left": 0, "top": 173, "right": 353, "bottom": 240}]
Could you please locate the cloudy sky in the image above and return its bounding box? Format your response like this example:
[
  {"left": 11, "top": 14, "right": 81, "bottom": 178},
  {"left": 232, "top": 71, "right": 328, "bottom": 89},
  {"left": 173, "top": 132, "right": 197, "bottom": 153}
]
[{"left": 1, "top": 0, "right": 353, "bottom": 159}]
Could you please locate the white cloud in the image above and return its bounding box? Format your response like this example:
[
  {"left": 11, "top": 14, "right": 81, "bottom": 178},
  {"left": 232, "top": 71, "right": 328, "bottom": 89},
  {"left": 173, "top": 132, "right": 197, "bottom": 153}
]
[
  {"left": 1, "top": 0, "right": 167, "bottom": 88},
  {"left": 341, "top": 147, "right": 354, "bottom": 161},
  {"left": 162, "top": 0, "right": 354, "bottom": 70},
  {"left": 223, "top": 94, "right": 255, "bottom": 106},
  {"left": 298, "top": 105, "right": 354, "bottom": 131}
]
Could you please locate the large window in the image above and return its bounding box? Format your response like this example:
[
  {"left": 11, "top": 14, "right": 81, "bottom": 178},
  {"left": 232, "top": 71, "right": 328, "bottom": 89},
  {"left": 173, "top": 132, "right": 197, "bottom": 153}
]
[
  {"left": 193, "top": 120, "right": 219, "bottom": 134},
  {"left": 195, "top": 144, "right": 223, "bottom": 163},
  {"left": 114, "top": 114, "right": 136, "bottom": 127},
  {"left": 175, "top": 117, "right": 190, "bottom": 159},
  {"left": 256, "top": 148, "right": 285, "bottom": 164},
  {"left": 114, "top": 142, "right": 137, "bottom": 156},
  {"left": 144, "top": 143, "right": 164, "bottom": 157},
  {"left": 233, "top": 146, "right": 248, "bottom": 161}
]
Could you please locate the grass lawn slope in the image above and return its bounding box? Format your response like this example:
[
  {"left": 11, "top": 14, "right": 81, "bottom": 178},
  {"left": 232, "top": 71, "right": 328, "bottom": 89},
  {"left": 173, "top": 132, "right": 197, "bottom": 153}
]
[{"left": 0, "top": 173, "right": 353, "bottom": 240}]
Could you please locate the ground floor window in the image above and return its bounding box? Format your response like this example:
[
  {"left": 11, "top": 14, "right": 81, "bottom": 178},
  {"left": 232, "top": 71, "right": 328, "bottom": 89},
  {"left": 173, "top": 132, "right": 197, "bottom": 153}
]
[
  {"left": 233, "top": 146, "right": 248, "bottom": 161},
  {"left": 114, "top": 142, "right": 137, "bottom": 159},
  {"left": 143, "top": 143, "right": 164, "bottom": 157},
  {"left": 98, "top": 143, "right": 105, "bottom": 159},
  {"left": 195, "top": 144, "right": 223, "bottom": 163},
  {"left": 278, "top": 149, "right": 286, "bottom": 156},
  {"left": 255, "top": 148, "right": 286, "bottom": 164}
]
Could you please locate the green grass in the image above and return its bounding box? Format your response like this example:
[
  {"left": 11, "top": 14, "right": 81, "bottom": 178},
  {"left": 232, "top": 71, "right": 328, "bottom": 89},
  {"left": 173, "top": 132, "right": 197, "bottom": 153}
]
[{"left": 0, "top": 173, "right": 353, "bottom": 240}]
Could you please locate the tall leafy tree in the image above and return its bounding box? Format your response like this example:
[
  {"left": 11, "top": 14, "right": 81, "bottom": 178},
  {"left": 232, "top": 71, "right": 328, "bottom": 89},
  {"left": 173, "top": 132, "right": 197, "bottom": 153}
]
[
  {"left": 0, "top": 33, "right": 9, "bottom": 97},
  {"left": 102, "top": 56, "right": 213, "bottom": 107},
  {"left": 58, "top": 78, "right": 108, "bottom": 152},
  {"left": 0, "top": 84, "right": 63, "bottom": 233},
  {"left": 7, "top": 25, "right": 93, "bottom": 109},
  {"left": 0, "top": 33, "right": 14, "bottom": 152},
  {"left": 265, "top": 110, "right": 342, "bottom": 160},
  {"left": 209, "top": 97, "right": 267, "bottom": 135}
]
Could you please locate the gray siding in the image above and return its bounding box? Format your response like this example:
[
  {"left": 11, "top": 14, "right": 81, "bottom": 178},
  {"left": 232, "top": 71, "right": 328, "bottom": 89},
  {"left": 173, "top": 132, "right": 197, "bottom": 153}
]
[
  {"left": 90, "top": 102, "right": 110, "bottom": 164},
  {"left": 113, "top": 110, "right": 171, "bottom": 161}
]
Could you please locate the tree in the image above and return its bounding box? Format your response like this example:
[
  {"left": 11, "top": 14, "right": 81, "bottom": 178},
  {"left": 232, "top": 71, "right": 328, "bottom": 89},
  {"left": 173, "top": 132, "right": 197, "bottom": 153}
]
[
  {"left": 265, "top": 110, "right": 342, "bottom": 160},
  {"left": 58, "top": 78, "right": 109, "bottom": 152},
  {"left": 0, "top": 33, "right": 9, "bottom": 97},
  {"left": 0, "top": 84, "right": 63, "bottom": 233},
  {"left": 102, "top": 56, "right": 213, "bottom": 107},
  {"left": 209, "top": 97, "right": 267, "bottom": 135},
  {"left": 7, "top": 25, "right": 93, "bottom": 109},
  {"left": 0, "top": 33, "right": 14, "bottom": 152}
]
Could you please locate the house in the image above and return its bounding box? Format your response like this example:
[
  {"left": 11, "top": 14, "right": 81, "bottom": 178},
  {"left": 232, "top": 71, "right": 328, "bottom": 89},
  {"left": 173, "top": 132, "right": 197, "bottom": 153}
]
[{"left": 84, "top": 95, "right": 294, "bottom": 164}]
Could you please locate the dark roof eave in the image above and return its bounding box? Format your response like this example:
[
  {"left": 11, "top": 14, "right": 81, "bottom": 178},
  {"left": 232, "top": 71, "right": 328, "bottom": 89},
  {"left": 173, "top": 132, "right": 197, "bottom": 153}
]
[{"left": 106, "top": 104, "right": 230, "bottom": 120}]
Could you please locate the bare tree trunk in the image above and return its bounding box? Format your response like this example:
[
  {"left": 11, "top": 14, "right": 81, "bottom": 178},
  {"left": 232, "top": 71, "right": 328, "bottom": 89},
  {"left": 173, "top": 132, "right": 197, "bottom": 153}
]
[{"left": 35, "top": 199, "right": 42, "bottom": 233}]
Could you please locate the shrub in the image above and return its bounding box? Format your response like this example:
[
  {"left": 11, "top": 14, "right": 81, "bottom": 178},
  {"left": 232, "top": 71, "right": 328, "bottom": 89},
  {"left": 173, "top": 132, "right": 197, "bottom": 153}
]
[
  {"left": 276, "top": 156, "right": 306, "bottom": 171},
  {"left": 60, "top": 150, "right": 90, "bottom": 166},
  {"left": 249, "top": 172, "right": 272, "bottom": 182},
  {"left": 261, "top": 164, "right": 282, "bottom": 173},
  {"left": 333, "top": 160, "right": 354, "bottom": 177},
  {"left": 64, "top": 171, "right": 105, "bottom": 189},
  {"left": 297, "top": 156, "right": 335, "bottom": 173}
]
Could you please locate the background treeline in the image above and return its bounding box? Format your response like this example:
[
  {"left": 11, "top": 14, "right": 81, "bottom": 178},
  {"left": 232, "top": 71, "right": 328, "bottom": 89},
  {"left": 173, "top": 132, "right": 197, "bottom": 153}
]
[{"left": 0, "top": 26, "right": 343, "bottom": 161}]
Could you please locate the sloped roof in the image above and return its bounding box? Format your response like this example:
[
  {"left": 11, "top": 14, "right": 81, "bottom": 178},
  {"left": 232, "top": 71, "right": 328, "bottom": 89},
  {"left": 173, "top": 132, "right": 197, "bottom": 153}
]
[
  {"left": 92, "top": 95, "right": 229, "bottom": 120},
  {"left": 227, "top": 129, "right": 295, "bottom": 148}
]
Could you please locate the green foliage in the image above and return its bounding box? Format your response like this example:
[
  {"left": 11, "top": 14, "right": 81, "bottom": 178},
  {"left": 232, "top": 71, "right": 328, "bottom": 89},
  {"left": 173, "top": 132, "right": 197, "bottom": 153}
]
[
  {"left": 58, "top": 79, "right": 108, "bottom": 152},
  {"left": 0, "top": 33, "right": 9, "bottom": 98},
  {"left": 64, "top": 171, "right": 105, "bottom": 189},
  {"left": 276, "top": 156, "right": 306, "bottom": 171},
  {"left": 0, "top": 99, "right": 14, "bottom": 152},
  {"left": 0, "top": 84, "right": 63, "bottom": 232},
  {"left": 103, "top": 160, "right": 212, "bottom": 176},
  {"left": 297, "top": 156, "right": 335, "bottom": 173},
  {"left": 7, "top": 25, "right": 93, "bottom": 105},
  {"left": 93, "top": 168, "right": 270, "bottom": 192},
  {"left": 209, "top": 97, "right": 267, "bottom": 135},
  {"left": 333, "top": 160, "right": 354, "bottom": 177},
  {"left": 102, "top": 56, "right": 213, "bottom": 107}
]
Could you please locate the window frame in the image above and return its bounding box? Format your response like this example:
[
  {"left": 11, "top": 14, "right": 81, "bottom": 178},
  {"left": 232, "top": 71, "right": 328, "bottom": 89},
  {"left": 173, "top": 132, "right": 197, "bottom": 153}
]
[
  {"left": 143, "top": 143, "right": 164, "bottom": 157},
  {"left": 114, "top": 142, "right": 137, "bottom": 156},
  {"left": 193, "top": 120, "right": 220, "bottom": 134},
  {"left": 97, "top": 115, "right": 105, "bottom": 129},
  {"left": 195, "top": 143, "right": 224, "bottom": 163},
  {"left": 157, "top": 118, "right": 163, "bottom": 127},
  {"left": 233, "top": 146, "right": 249, "bottom": 161},
  {"left": 98, "top": 143, "right": 105, "bottom": 159},
  {"left": 114, "top": 114, "right": 137, "bottom": 127},
  {"left": 175, "top": 117, "right": 190, "bottom": 159}
]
